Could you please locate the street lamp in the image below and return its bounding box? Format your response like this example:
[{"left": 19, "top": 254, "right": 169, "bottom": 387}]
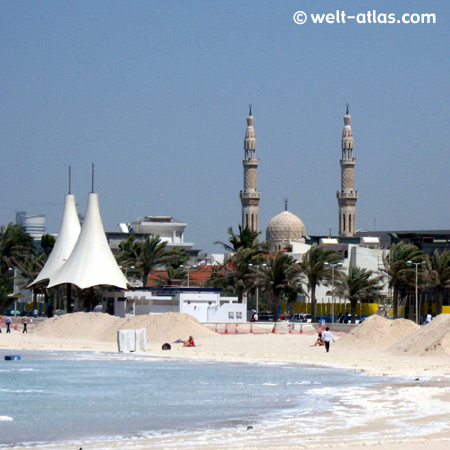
[
  {"left": 324, "top": 262, "right": 343, "bottom": 323},
  {"left": 249, "top": 263, "right": 267, "bottom": 314},
  {"left": 180, "top": 265, "right": 197, "bottom": 287},
  {"left": 119, "top": 266, "right": 135, "bottom": 280},
  {"left": 406, "top": 260, "right": 426, "bottom": 324}
]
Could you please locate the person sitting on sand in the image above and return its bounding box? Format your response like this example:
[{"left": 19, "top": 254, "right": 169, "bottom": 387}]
[
  {"left": 183, "top": 336, "right": 195, "bottom": 347},
  {"left": 312, "top": 333, "right": 324, "bottom": 347}
]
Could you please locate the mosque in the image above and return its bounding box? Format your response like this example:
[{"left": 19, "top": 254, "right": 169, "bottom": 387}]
[
  {"left": 242, "top": 104, "right": 366, "bottom": 251},
  {"left": 238, "top": 104, "right": 389, "bottom": 316}
]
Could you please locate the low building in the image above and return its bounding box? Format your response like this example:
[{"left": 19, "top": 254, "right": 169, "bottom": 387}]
[{"left": 101, "top": 287, "right": 244, "bottom": 323}]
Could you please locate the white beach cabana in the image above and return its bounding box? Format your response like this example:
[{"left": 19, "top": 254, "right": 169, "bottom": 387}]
[
  {"left": 29, "top": 194, "right": 81, "bottom": 288},
  {"left": 48, "top": 192, "right": 127, "bottom": 290}
]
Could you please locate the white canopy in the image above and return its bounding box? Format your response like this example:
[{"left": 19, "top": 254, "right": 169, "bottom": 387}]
[
  {"left": 29, "top": 194, "right": 81, "bottom": 287},
  {"left": 48, "top": 192, "right": 128, "bottom": 290}
]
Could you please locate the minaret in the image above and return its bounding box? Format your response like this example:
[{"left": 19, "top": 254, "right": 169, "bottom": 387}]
[
  {"left": 240, "top": 105, "right": 261, "bottom": 233},
  {"left": 337, "top": 104, "right": 358, "bottom": 237}
]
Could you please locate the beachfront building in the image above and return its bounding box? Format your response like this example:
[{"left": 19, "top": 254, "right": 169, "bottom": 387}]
[{"left": 101, "top": 287, "right": 245, "bottom": 323}]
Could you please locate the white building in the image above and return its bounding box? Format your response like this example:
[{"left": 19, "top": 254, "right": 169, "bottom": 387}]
[
  {"left": 16, "top": 211, "right": 46, "bottom": 240},
  {"left": 101, "top": 287, "right": 245, "bottom": 323},
  {"left": 118, "top": 216, "right": 194, "bottom": 250}
]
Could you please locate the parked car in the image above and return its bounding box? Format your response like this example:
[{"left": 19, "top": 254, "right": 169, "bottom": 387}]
[
  {"left": 290, "top": 313, "right": 312, "bottom": 323},
  {"left": 278, "top": 314, "right": 292, "bottom": 321},
  {"left": 258, "top": 314, "right": 274, "bottom": 322},
  {"left": 6, "top": 310, "right": 21, "bottom": 316}
]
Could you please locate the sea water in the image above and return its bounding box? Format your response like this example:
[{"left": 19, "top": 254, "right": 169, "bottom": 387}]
[{"left": 0, "top": 350, "right": 389, "bottom": 448}]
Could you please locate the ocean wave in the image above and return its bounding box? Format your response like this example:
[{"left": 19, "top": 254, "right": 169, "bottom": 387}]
[{"left": 0, "top": 416, "right": 13, "bottom": 422}]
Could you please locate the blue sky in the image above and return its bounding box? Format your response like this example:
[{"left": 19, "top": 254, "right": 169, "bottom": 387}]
[{"left": 1, "top": 1, "right": 449, "bottom": 253}]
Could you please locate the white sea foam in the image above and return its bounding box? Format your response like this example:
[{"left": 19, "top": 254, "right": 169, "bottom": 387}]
[{"left": 0, "top": 416, "right": 13, "bottom": 422}]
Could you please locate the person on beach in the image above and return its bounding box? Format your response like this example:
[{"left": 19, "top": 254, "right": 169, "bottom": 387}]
[
  {"left": 5, "top": 316, "right": 12, "bottom": 333},
  {"left": 183, "top": 336, "right": 195, "bottom": 347},
  {"left": 322, "top": 327, "right": 335, "bottom": 353},
  {"left": 22, "top": 316, "right": 28, "bottom": 333},
  {"left": 312, "top": 332, "right": 324, "bottom": 347}
]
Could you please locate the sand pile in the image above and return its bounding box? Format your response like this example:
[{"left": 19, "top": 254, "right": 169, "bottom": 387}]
[
  {"left": 336, "top": 314, "right": 420, "bottom": 350},
  {"left": 388, "top": 314, "right": 450, "bottom": 356},
  {"left": 32, "top": 312, "right": 121, "bottom": 341},
  {"left": 100, "top": 312, "right": 216, "bottom": 343},
  {"left": 32, "top": 312, "right": 215, "bottom": 344}
]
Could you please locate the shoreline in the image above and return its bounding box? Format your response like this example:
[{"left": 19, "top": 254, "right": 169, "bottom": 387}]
[{"left": 1, "top": 320, "right": 450, "bottom": 450}]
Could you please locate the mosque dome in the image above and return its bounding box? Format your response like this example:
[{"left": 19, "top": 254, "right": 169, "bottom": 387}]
[{"left": 266, "top": 210, "right": 306, "bottom": 244}]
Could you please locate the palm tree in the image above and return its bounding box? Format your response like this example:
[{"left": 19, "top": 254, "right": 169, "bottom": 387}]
[
  {"left": 164, "top": 247, "right": 190, "bottom": 270},
  {"left": 116, "top": 235, "right": 171, "bottom": 286},
  {"left": 0, "top": 224, "right": 34, "bottom": 307},
  {"left": 40, "top": 234, "right": 56, "bottom": 255},
  {"left": 222, "top": 246, "right": 262, "bottom": 302},
  {"left": 382, "top": 242, "right": 423, "bottom": 319},
  {"left": 17, "top": 253, "right": 47, "bottom": 309},
  {"left": 0, "top": 223, "right": 34, "bottom": 277},
  {"left": 214, "top": 225, "right": 260, "bottom": 252},
  {"left": 425, "top": 250, "right": 450, "bottom": 315},
  {"left": 153, "top": 266, "right": 187, "bottom": 287},
  {"left": 297, "top": 245, "right": 342, "bottom": 323},
  {"left": 336, "top": 266, "right": 383, "bottom": 324},
  {"left": 255, "top": 252, "right": 303, "bottom": 321}
]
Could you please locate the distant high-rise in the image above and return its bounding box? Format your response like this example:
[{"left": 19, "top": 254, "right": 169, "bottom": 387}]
[
  {"left": 337, "top": 104, "right": 358, "bottom": 236},
  {"left": 16, "top": 211, "right": 46, "bottom": 240},
  {"left": 240, "top": 105, "right": 261, "bottom": 233}
]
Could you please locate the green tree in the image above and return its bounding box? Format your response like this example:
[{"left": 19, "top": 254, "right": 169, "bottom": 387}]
[
  {"left": 0, "top": 224, "right": 34, "bottom": 308},
  {"left": 0, "top": 223, "right": 34, "bottom": 276},
  {"left": 254, "top": 252, "right": 303, "bottom": 321},
  {"left": 214, "top": 225, "right": 260, "bottom": 252},
  {"left": 222, "top": 246, "right": 262, "bottom": 302},
  {"left": 153, "top": 266, "right": 187, "bottom": 287},
  {"left": 336, "top": 266, "right": 383, "bottom": 324},
  {"left": 116, "top": 235, "right": 171, "bottom": 286},
  {"left": 297, "top": 245, "right": 342, "bottom": 323},
  {"left": 17, "top": 253, "right": 48, "bottom": 309},
  {"left": 40, "top": 234, "right": 56, "bottom": 255},
  {"left": 382, "top": 242, "right": 423, "bottom": 319},
  {"left": 425, "top": 250, "right": 450, "bottom": 315},
  {"left": 164, "top": 247, "right": 190, "bottom": 270}
]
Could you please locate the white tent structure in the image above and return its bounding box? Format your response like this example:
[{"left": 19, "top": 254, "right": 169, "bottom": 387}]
[
  {"left": 29, "top": 194, "right": 81, "bottom": 287},
  {"left": 48, "top": 192, "right": 128, "bottom": 290}
]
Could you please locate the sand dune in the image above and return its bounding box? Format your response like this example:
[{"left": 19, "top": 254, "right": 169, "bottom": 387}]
[
  {"left": 31, "top": 311, "right": 216, "bottom": 343},
  {"left": 336, "top": 314, "right": 420, "bottom": 350},
  {"left": 388, "top": 314, "right": 450, "bottom": 356}
]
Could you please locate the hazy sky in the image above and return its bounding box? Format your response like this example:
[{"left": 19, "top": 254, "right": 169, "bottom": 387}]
[{"left": 2, "top": 1, "right": 449, "bottom": 253}]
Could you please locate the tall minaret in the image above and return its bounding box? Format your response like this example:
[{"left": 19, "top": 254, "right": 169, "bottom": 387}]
[
  {"left": 240, "top": 105, "right": 261, "bottom": 233},
  {"left": 337, "top": 104, "right": 358, "bottom": 237}
]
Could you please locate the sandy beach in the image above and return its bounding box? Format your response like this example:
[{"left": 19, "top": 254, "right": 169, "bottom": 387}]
[{"left": 1, "top": 313, "right": 449, "bottom": 450}]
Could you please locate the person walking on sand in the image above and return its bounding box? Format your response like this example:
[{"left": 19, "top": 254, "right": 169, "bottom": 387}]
[
  {"left": 322, "top": 327, "right": 335, "bottom": 353},
  {"left": 22, "top": 316, "right": 28, "bottom": 333},
  {"left": 5, "top": 316, "right": 12, "bottom": 333}
]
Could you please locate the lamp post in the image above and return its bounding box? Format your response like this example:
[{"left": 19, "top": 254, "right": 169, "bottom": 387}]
[
  {"left": 324, "top": 262, "right": 343, "bottom": 323},
  {"left": 119, "top": 265, "right": 135, "bottom": 280},
  {"left": 180, "top": 265, "right": 197, "bottom": 287},
  {"left": 249, "top": 263, "right": 267, "bottom": 313},
  {"left": 406, "top": 261, "right": 426, "bottom": 324}
]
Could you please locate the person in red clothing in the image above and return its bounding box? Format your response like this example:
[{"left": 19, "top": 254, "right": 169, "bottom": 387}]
[{"left": 183, "top": 336, "right": 195, "bottom": 347}]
